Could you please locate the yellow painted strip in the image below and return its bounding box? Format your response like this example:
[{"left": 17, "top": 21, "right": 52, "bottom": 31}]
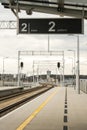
[{"left": 16, "top": 89, "right": 58, "bottom": 130}]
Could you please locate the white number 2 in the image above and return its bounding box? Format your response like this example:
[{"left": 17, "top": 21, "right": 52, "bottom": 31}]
[
  {"left": 48, "top": 21, "right": 56, "bottom": 32},
  {"left": 21, "top": 23, "right": 27, "bottom": 32}
]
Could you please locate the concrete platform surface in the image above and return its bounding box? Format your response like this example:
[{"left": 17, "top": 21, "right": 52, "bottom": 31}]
[{"left": 67, "top": 87, "right": 87, "bottom": 130}]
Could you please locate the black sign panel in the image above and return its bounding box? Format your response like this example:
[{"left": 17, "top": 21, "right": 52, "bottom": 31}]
[{"left": 19, "top": 18, "right": 83, "bottom": 34}]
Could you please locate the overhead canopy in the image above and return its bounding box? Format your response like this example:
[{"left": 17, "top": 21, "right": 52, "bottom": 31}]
[{"left": 1, "top": 0, "right": 87, "bottom": 18}]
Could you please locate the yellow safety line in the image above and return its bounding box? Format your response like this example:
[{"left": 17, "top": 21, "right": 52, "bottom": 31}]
[{"left": 16, "top": 89, "right": 59, "bottom": 130}]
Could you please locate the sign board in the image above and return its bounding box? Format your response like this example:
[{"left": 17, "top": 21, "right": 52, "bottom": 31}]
[{"left": 19, "top": 18, "right": 83, "bottom": 34}]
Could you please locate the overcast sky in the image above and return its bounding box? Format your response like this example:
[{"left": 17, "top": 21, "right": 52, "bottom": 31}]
[{"left": 0, "top": 4, "right": 87, "bottom": 75}]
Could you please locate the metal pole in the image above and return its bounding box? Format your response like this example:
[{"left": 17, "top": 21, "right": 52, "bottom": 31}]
[
  {"left": 67, "top": 50, "right": 76, "bottom": 89},
  {"left": 74, "top": 51, "right": 75, "bottom": 75},
  {"left": 37, "top": 66, "right": 39, "bottom": 83},
  {"left": 73, "top": 50, "right": 76, "bottom": 89},
  {"left": 63, "top": 51, "right": 65, "bottom": 87},
  {"left": 68, "top": 57, "right": 73, "bottom": 86},
  {"left": 48, "top": 35, "right": 50, "bottom": 52},
  {"left": 76, "top": 36, "right": 80, "bottom": 94},
  {"left": 56, "top": 68, "right": 57, "bottom": 85},
  {"left": 17, "top": 0, "right": 19, "bottom": 35},
  {"left": 71, "top": 58, "right": 73, "bottom": 85},
  {"left": 2, "top": 57, "right": 8, "bottom": 86},
  {"left": 18, "top": 51, "right": 20, "bottom": 86},
  {"left": 33, "top": 61, "right": 34, "bottom": 83},
  {"left": 2, "top": 58, "right": 4, "bottom": 86}
]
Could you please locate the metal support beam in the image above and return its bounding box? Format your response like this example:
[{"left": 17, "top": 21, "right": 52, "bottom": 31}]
[
  {"left": 16, "top": 0, "right": 19, "bottom": 34},
  {"left": 0, "top": 21, "right": 16, "bottom": 29},
  {"left": 19, "top": 51, "right": 64, "bottom": 56},
  {"left": 10, "top": 0, "right": 19, "bottom": 34},
  {"left": 17, "top": 50, "right": 64, "bottom": 87},
  {"left": 57, "top": 0, "right": 64, "bottom": 12}
]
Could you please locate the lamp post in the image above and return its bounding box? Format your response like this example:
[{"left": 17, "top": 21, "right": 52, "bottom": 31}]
[
  {"left": 68, "top": 35, "right": 80, "bottom": 94},
  {"left": 76, "top": 35, "right": 80, "bottom": 94},
  {"left": 67, "top": 50, "right": 76, "bottom": 89},
  {"left": 67, "top": 50, "right": 75, "bottom": 75},
  {"left": 68, "top": 57, "right": 73, "bottom": 86},
  {"left": 2, "top": 57, "right": 8, "bottom": 86}
]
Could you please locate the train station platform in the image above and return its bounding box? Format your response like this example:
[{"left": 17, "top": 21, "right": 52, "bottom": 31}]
[
  {"left": 0, "top": 86, "right": 23, "bottom": 97},
  {"left": 0, "top": 86, "right": 20, "bottom": 90},
  {"left": 0, "top": 87, "right": 87, "bottom": 130}
]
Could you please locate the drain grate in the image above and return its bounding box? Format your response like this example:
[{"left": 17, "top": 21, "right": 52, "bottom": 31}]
[
  {"left": 63, "top": 126, "right": 68, "bottom": 130},
  {"left": 65, "top": 101, "right": 67, "bottom": 104},
  {"left": 64, "top": 115, "right": 68, "bottom": 122},
  {"left": 64, "top": 109, "right": 68, "bottom": 114},
  {"left": 65, "top": 105, "right": 67, "bottom": 108}
]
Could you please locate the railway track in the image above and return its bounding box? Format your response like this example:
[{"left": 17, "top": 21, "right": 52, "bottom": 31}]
[
  {"left": 0, "top": 86, "right": 47, "bottom": 101},
  {"left": 0, "top": 85, "right": 53, "bottom": 117}
]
